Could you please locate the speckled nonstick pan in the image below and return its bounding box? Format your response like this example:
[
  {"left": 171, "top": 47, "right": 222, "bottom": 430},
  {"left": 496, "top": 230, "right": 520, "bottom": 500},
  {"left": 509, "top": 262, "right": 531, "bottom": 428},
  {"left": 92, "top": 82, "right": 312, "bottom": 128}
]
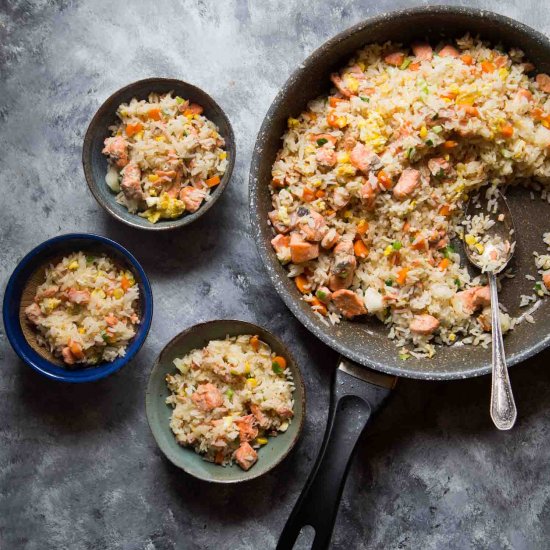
[{"left": 249, "top": 7, "right": 550, "bottom": 549}]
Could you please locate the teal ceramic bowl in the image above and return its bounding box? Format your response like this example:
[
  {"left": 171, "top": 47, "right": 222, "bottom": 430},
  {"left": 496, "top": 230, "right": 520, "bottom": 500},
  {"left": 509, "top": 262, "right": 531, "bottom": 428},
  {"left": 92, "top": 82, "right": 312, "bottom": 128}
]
[{"left": 146, "top": 320, "right": 305, "bottom": 483}]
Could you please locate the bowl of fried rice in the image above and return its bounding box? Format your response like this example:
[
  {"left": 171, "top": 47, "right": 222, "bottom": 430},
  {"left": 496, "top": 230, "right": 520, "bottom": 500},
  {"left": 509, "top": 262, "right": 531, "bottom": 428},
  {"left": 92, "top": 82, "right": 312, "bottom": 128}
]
[
  {"left": 3, "top": 233, "right": 153, "bottom": 382},
  {"left": 83, "top": 78, "right": 235, "bottom": 230}
]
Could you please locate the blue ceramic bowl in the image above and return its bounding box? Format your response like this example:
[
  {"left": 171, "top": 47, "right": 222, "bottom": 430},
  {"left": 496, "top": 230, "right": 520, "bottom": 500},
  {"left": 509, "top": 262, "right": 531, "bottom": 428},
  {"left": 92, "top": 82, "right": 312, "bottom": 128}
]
[{"left": 3, "top": 233, "right": 153, "bottom": 382}]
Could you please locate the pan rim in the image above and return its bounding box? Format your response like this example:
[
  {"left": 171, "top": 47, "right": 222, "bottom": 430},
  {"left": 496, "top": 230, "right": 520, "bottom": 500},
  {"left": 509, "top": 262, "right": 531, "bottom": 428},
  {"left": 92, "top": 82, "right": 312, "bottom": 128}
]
[{"left": 249, "top": 5, "right": 550, "bottom": 380}]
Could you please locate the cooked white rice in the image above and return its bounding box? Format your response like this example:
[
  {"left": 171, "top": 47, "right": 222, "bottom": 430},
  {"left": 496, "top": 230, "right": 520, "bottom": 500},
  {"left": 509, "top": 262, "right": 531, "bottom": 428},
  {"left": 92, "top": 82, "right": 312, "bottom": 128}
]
[
  {"left": 102, "top": 92, "right": 228, "bottom": 223},
  {"left": 166, "top": 335, "right": 294, "bottom": 469},
  {"left": 25, "top": 252, "right": 140, "bottom": 365},
  {"left": 268, "top": 35, "right": 550, "bottom": 357}
]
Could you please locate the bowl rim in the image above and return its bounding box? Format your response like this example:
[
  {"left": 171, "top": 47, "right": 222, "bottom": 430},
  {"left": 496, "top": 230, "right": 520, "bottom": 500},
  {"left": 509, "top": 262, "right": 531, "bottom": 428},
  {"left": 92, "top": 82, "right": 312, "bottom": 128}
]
[
  {"left": 82, "top": 77, "right": 236, "bottom": 231},
  {"left": 2, "top": 232, "right": 154, "bottom": 383},
  {"left": 145, "top": 319, "right": 306, "bottom": 483}
]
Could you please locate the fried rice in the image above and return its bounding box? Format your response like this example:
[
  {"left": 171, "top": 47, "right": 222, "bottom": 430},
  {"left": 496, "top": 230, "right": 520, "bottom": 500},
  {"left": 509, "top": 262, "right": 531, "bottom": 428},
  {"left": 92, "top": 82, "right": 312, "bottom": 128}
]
[{"left": 268, "top": 35, "right": 550, "bottom": 358}]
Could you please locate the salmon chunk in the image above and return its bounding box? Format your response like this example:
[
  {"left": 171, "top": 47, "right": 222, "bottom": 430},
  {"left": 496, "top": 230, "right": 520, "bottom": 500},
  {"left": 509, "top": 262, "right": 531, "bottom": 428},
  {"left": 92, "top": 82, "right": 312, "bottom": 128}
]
[
  {"left": 393, "top": 168, "right": 420, "bottom": 199},
  {"left": 250, "top": 403, "right": 269, "bottom": 429},
  {"left": 329, "top": 239, "right": 356, "bottom": 290},
  {"left": 234, "top": 442, "right": 258, "bottom": 471},
  {"left": 316, "top": 147, "right": 337, "bottom": 167},
  {"left": 191, "top": 383, "right": 223, "bottom": 412},
  {"left": 290, "top": 232, "right": 319, "bottom": 263},
  {"left": 61, "top": 347, "right": 75, "bottom": 365},
  {"left": 25, "top": 303, "right": 43, "bottom": 325},
  {"left": 536, "top": 73, "right": 550, "bottom": 93},
  {"left": 453, "top": 286, "right": 491, "bottom": 316},
  {"left": 384, "top": 51, "right": 405, "bottom": 66},
  {"left": 179, "top": 186, "right": 204, "bottom": 212},
  {"left": 67, "top": 288, "right": 90, "bottom": 305},
  {"left": 332, "top": 289, "right": 367, "bottom": 319},
  {"left": 121, "top": 162, "right": 144, "bottom": 201},
  {"left": 412, "top": 41, "right": 433, "bottom": 61},
  {"left": 271, "top": 234, "right": 291, "bottom": 263},
  {"left": 102, "top": 136, "right": 129, "bottom": 168},
  {"left": 235, "top": 415, "right": 258, "bottom": 443},
  {"left": 360, "top": 182, "right": 378, "bottom": 210},
  {"left": 428, "top": 157, "right": 450, "bottom": 177},
  {"left": 321, "top": 228, "right": 340, "bottom": 249},
  {"left": 295, "top": 208, "right": 327, "bottom": 242},
  {"left": 543, "top": 273, "right": 550, "bottom": 290},
  {"left": 350, "top": 143, "right": 381, "bottom": 174},
  {"left": 330, "top": 73, "right": 352, "bottom": 98},
  {"left": 268, "top": 210, "right": 290, "bottom": 234},
  {"left": 410, "top": 314, "right": 440, "bottom": 335},
  {"left": 439, "top": 45, "right": 460, "bottom": 58},
  {"left": 36, "top": 285, "right": 59, "bottom": 299}
]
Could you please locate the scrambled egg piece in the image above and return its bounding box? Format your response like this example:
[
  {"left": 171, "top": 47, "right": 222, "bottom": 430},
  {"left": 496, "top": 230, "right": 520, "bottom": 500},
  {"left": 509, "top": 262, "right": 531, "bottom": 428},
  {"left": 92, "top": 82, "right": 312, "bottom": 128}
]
[{"left": 139, "top": 193, "right": 186, "bottom": 224}]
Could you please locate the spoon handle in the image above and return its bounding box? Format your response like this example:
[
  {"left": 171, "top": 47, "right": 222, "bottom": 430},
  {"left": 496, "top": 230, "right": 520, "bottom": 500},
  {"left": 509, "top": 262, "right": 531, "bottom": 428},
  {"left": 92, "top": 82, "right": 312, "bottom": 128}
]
[{"left": 488, "top": 272, "right": 517, "bottom": 430}]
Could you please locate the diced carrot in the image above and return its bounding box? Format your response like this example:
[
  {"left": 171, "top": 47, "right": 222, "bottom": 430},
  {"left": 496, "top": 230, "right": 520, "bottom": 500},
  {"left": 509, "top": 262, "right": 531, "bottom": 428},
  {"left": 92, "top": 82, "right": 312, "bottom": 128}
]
[
  {"left": 309, "top": 297, "right": 327, "bottom": 316},
  {"left": 302, "top": 187, "right": 315, "bottom": 202},
  {"left": 356, "top": 219, "right": 369, "bottom": 235},
  {"left": 461, "top": 54, "right": 474, "bottom": 65},
  {"left": 412, "top": 237, "right": 426, "bottom": 251},
  {"left": 500, "top": 124, "right": 514, "bottom": 138},
  {"left": 459, "top": 104, "right": 479, "bottom": 117},
  {"left": 403, "top": 221, "right": 411, "bottom": 232},
  {"left": 295, "top": 275, "right": 309, "bottom": 294},
  {"left": 442, "top": 140, "right": 458, "bottom": 149},
  {"left": 396, "top": 267, "right": 409, "bottom": 285},
  {"left": 250, "top": 335, "right": 259, "bottom": 352},
  {"left": 353, "top": 239, "right": 369, "bottom": 259},
  {"left": 272, "top": 177, "right": 285, "bottom": 189},
  {"left": 272, "top": 356, "right": 287, "bottom": 370},
  {"left": 69, "top": 341, "right": 84, "bottom": 360},
  {"left": 409, "top": 62, "right": 420, "bottom": 71},
  {"left": 481, "top": 61, "right": 496, "bottom": 73},
  {"left": 324, "top": 209, "right": 335, "bottom": 217},
  {"left": 532, "top": 108, "right": 545, "bottom": 121},
  {"left": 205, "top": 175, "right": 221, "bottom": 187},
  {"left": 125, "top": 122, "right": 143, "bottom": 137},
  {"left": 329, "top": 97, "right": 347, "bottom": 107},
  {"left": 441, "top": 91, "right": 458, "bottom": 100},
  {"left": 121, "top": 275, "right": 130, "bottom": 291},
  {"left": 315, "top": 189, "right": 326, "bottom": 199},
  {"left": 439, "top": 204, "right": 451, "bottom": 216},
  {"left": 438, "top": 258, "right": 450, "bottom": 271},
  {"left": 377, "top": 170, "right": 393, "bottom": 189},
  {"left": 327, "top": 111, "right": 347, "bottom": 128},
  {"left": 147, "top": 107, "right": 162, "bottom": 121}
]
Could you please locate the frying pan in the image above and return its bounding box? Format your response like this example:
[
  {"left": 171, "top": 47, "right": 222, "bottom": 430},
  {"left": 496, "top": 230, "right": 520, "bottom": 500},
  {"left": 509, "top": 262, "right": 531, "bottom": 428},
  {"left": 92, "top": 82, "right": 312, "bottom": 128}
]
[{"left": 249, "top": 6, "right": 550, "bottom": 549}]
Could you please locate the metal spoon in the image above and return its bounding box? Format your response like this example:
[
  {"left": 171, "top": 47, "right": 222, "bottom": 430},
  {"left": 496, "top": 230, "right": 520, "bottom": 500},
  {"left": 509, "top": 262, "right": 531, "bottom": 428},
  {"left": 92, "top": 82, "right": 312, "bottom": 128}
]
[{"left": 463, "top": 189, "right": 517, "bottom": 430}]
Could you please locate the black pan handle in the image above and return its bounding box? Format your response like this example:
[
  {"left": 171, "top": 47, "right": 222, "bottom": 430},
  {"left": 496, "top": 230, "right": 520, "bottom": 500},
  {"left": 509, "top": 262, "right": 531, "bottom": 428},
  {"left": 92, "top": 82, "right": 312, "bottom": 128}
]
[{"left": 277, "top": 358, "right": 396, "bottom": 550}]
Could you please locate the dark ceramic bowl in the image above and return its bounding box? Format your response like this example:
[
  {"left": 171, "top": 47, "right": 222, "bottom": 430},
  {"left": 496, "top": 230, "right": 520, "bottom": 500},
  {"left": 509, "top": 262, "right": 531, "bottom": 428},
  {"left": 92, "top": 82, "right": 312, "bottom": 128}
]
[
  {"left": 249, "top": 6, "right": 550, "bottom": 380},
  {"left": 83, "top": 78, "right": 235, "bottom": 230},
  {"left": 3, "top": 233, "right": 153, "bottom": 383},
  {"left": 146, "top": 320, "right": 305, "bottom": 483}
]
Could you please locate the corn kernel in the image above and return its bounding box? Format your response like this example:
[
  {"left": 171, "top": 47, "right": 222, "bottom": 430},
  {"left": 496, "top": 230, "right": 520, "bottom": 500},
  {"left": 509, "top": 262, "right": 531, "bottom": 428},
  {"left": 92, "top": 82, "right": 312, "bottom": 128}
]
[
  {"left": 219, "top": 151, "right": 227, "bottom": 160},
  {"left": 498, "top": 68, "right": 509, "bottom": 80},
  {"left": 419, "top": 126, "right": 428, "bottom": 139},
  {"left": 68, "top": 260, "right": 79, "bottom": 270},
  {"left": 135, "top": 131, "right": 143, "bottom": 141},
  {"left": 287, "top": 117, "right": 300, "bottom": 128},
  {"left": 154, "top": 136, "right": 165, "bottom": 142},
  {"left": 449, "top": 333, "right": 457, "bottom": 342},
  {"left": 383, "top": 245, "right": 394, "bottom": 256},
  {"left": 246, "top": 378, "right": 258, "bottom": 388},
  {"left": 113, "top": 288, "right": 124, "bottom": 299},
  {"left": 465, "top": 234, "right": 477, "bottom": 246},
  {"left": 256, "top": 437, "right": 268, "bottom": 445},
  {"left": 475, "top": 243, "right": 485, "bottom": 254},
  {"left": 148, "top": 174, "right": 159, "bottom": 183},
  {"left": 244, "top": 362, "right": 251, "bottom": 375},
  {"left": 149, "top": 188, "right": 157, "bottom": 197},
  {"left": 343, "top": 210, "right": 352, "bottom": 219}
]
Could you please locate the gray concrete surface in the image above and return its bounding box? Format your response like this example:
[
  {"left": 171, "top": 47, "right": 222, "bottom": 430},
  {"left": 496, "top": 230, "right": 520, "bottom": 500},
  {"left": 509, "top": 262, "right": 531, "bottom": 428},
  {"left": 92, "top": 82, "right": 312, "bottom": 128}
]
[{"left": 1, "top": 1, "right": 550, "bottom": 549}]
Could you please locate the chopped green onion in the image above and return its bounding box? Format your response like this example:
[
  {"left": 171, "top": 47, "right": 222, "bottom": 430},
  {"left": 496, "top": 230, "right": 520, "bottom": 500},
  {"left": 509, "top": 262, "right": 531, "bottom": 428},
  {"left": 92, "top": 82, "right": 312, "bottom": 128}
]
[
  {"left": 418, "top": 79, "right": 429, "bottom": 95},
  {"left": 359, "top": 96, "right": 370, "bottom": 102},
  {"left": 316, "top": 138, "right": 328, "bottom": 146},
  {"left": 86, "top": 255, "right": 96, "bottom": 264},
  {"left": 392, "top": 241, "right": 403, "bottom": 250},
  {"left": 175, "top": 96, "right": 185, "bottom": 104},
  {"left": 225, "top": 389, "right": 234, "bottom": 400},
  {"left": 400, "top": 58, "right": 412, "bottom": 70},
  {"left": 432, "top": 125, "right": 443, "bottom": 134},
  {"left": 399, "top": 353, "right": 411, "bottom": 361},
  {"left": 406, "top": 147, "right": 416, "bottom": 160},
  {"left": 316, "top": 289, "right": 327, "bottom": 301},
  {"left": 425, "top": 139, "right": 434, "bottom": 147},
  {"left": 436, "top": 168, "right": 445, "bottom": 178},
  {"left": 385, "top": 279, "right": 394, "bottom": 286},
  {"left": 443, "top": 244, "right": 455, "bottom": 258},
  {"left": 534, "top": 282, "right": 543, "bottom": 292},
  {"left": 272, "top": 363, "right": 284, "bottom": 375},
  {"left": 454, "top": 278, "right": 461, "bottom": 287}
]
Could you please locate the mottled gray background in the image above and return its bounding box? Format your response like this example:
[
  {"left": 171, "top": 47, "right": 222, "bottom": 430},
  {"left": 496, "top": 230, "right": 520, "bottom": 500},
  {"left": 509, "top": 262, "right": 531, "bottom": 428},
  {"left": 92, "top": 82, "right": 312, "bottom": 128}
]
[{"left": 1, "top": 0, "right": 550, "bottom": 549}]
